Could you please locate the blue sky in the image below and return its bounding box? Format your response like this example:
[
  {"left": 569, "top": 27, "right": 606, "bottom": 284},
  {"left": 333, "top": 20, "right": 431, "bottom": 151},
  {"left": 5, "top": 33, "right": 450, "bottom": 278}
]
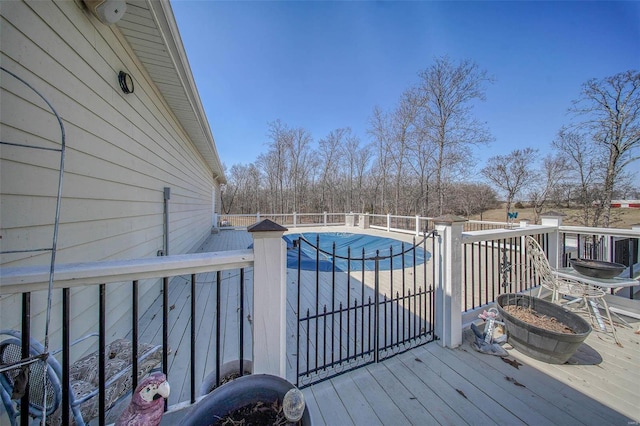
[{"left": 171, "top": 1, "right": 640, "bottom": 179}]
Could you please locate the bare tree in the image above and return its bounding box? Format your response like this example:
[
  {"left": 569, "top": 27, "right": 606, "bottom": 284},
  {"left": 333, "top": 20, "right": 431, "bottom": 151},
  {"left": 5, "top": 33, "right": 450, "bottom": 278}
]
[
  {"left": 340, "top": 130, "right": 369, "bottom": 212},
  {"left": 415, "top": 56, "right": 493, "bottom": 215},
  {"left": 353, "top": 142, "right": 373, "bottom": 212},
  {"left": 368, "top": 106, "right": 393, "bottom": 213},
  {"left": 317, "top": 128, "right": 347, "bottom": 211},
  {"left": 568, "top": 70, "right": 640, "bottom": 226},
  {"left": 481, "top": 148, "right": 538, "bottom": 221},
  {"left": 553, "top": 130, "right": 605, "bottom": 226},
  {"left": 285, "top": 126, "right": 313, "bottom": 212},
  {"left": 528, "top": 154, "right": 569, "bottom": 224},
  {"left": 387, "top": 90, "right": 420, "bottom": 214},
  {"left": 449, "top": 183, "right": 499, "bottom": 218}
]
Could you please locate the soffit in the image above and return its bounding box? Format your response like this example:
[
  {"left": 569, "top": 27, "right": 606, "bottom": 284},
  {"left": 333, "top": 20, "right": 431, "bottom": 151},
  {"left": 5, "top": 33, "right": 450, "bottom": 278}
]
[{"left": 116, "top": 0, "right": 226, "bottom": 184}]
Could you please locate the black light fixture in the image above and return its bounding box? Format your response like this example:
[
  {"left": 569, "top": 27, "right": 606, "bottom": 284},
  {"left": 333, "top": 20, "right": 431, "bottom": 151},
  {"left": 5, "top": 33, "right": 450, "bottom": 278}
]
[{"left": 118, "top": 71, "right": 134, "bottom": 94}]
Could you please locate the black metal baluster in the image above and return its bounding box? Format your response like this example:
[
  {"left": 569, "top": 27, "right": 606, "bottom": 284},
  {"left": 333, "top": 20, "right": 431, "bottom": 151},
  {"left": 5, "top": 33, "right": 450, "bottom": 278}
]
[
  {"left": 296, "top": 239, "right": 302, "bottom": 385},
  {"left": 390, "top": 247, "right": 394, "bottom": 346},
  {"left": 402, "top": 243, "right": 406, "bottom": 342},
  {"left": 239, "top": 269, "right": 245, "bottom": 377},
  {"left": 20, "top": 293, "right": 30, "bottom": 426},
  {"left": 99, "top": 284, "right": 106, "bottom": 425},
  {"left": 190, "top": 274, "right": 196, "bottom": 403},
  {"left": 396, "top": 291, "right": 400, "bottom": 344},
  {"left": 331, "top": 242, "right": 336, "bottom": 366},
  {"left": 163, "top": 277, "right": 169, "bottom": 378},
  {"left": 361, "top": 248, "right": 365, "bottom": 357},
  {"left": 132, "top": 280, "right": 139, "bottom": 392},
  {"left": 419, "top": 286, "right": 423, "bottom": 338},
  {"left": 339, "top": 302, "right": 343, "bottom": 362},
  {"left": 322, "top": 305, "right": 327, "bottom": 370},
  {"left": 413, "top": 239, "right": 417, "bottom": 335},
  {"left": 383, "top": 294, "right": 387, "bottom": 352},
  {"left": 630, "top": 239, "right": 636, "bottom": 299},
  {"left": 374, "top": 253, "right": 380, "bottom": 362},
  {"left": 491, "top": 239, "right": 496, "bottom": 302},
  {"left": 471, "top": 243, "right": 476, "bottom": 310},
  {"left": 368, "top": 296, "right": 372, "bottom": 355},
  {"left": 407, "top": 289, "right": 412, "bottom": 342},
  {"left": 315, "top": 235, "right": 320, "bottom": 372},
  {"left": 354, "top": 299, "right": 359, "bottom": 359},
  {"left": 423, "top": 238, "right": 427, "bottom": 337},
  {"left": 62, "top": 288, "right": 70, "bottom": 426},
  {"left": 483, "top": 240, "right": 488, "bottom": 306},
  {"left": 216, "top": 271, "right": 221, "bottom": 388},
  {"left": 305, "top": 308, "right": 310, "bottom": 376},
  {"left": 346, "top": 247, "right": 351, "bottom": 361},
  {"left": 431, "top": 236, "right": 436, "bottom": 334},
  {"left": 577, "top": 234, "right": 582, "bottom": 258}
]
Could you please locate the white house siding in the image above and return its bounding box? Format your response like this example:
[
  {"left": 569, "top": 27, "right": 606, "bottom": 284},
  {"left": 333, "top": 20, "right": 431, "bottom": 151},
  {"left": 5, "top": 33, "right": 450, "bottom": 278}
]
[{"left": 0, "top": 1, "right": 221, "bottom": 354}]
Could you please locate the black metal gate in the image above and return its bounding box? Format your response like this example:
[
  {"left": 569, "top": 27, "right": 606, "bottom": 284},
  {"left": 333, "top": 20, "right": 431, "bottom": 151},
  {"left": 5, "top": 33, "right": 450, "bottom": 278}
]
[{"left": 294, "top": 230, "right": 438, "bottom": 387}]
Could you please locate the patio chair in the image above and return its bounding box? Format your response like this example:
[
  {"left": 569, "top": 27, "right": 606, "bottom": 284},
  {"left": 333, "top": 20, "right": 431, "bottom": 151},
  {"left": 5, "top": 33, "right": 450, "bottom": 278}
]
[
  {"left": 525, "top": 236, "right": 620, "bottom": 344},
  {"left": 0, "top": 329, "right": 163, "bottom": 426}
]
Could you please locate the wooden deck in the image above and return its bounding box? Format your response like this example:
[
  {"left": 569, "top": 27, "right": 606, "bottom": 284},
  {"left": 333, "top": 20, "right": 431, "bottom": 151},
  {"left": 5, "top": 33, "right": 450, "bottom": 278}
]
[
  {"left": 140, "top": 227, "right": 639, "bottom": 425},
  {"left": 302, "top": 319, "right": 640, "bottom": 425}
]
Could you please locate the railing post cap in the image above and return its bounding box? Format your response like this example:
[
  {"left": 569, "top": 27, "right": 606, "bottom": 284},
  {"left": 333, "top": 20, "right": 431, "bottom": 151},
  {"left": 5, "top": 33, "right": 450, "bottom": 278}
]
[
  {"left": 433, "top": 214, "right": 467, "bottom": 225},
  {"left": 247, "top": 219, "right": 288, "bottom": 233}
]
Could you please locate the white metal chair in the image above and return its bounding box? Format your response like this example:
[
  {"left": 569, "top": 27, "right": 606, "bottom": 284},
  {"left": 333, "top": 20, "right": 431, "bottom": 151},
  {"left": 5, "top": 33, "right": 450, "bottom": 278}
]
[{"left": 525, "top": 236, "right": 620, "bottom": 345}]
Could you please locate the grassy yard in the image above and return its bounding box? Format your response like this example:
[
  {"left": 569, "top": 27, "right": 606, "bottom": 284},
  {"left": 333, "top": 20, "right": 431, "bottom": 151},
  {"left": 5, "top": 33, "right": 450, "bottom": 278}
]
[{"left": 469, "top": 205, "right": 640, "bottom": 229}]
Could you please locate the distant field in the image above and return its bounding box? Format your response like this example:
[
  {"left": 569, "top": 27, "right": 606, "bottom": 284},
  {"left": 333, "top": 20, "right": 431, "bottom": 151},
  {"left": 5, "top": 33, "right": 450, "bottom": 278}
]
[{"left": 468, "top": 205, "right": 640, "bottom": 229}]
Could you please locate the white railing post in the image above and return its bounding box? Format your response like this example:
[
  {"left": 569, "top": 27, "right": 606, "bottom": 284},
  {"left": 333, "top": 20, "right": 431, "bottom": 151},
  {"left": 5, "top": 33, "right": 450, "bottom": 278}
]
[
  {"left": 324, "top": 211, "right": 327, "bottom": 226},
  {"left": 358, "top": 213, "right": 369, "bottom": 229},
  {"left": 346, "top": 212, "right": 355, "bottom": 227},
  {"left": 415, "top": 215, "right": 420, "bottom": 236},
  {"left": 256, "top": 212, "right": 261, "bottom": 223},
  {"left": 386, "top": 213, "right": 391, "bottom": 232},
  {"left": 247, "top": 219, "right": 288, "bottom": 378},
  {"left": 541, "top": 212, "right": 564, "bottom": 269},
  {"left": 433, "top": 215, "right": 466, "bottom": 348},
  {"left": 293, "top": 212, "right": 297, "bottom": 228}
]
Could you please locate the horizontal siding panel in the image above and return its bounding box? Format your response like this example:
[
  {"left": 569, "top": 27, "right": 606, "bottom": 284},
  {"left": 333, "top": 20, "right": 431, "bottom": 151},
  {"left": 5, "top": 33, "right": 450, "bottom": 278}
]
[
  {"left": 17, "top": 1, "right": 210, "bottom": 177},
  {"left": 1, "top": 0, "right": 222, "bottom": 358}
]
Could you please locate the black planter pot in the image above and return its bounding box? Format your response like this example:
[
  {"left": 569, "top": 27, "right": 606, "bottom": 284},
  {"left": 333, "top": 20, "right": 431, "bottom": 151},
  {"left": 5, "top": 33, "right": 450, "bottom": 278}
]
[
  {"left": 496, "top": 294, "right": 592, "bottom": 364},
  {"left": 180, "top": 374, "right": 311, "bottom": 426},
  {"left": 199, "top": 359, "right": 253, "bottom": 396}
]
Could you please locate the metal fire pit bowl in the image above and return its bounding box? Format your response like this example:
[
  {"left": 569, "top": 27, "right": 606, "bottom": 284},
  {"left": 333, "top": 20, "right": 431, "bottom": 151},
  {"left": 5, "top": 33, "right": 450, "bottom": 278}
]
[{"left": 569, "top": 258, "right": 626, "bottom": 279}]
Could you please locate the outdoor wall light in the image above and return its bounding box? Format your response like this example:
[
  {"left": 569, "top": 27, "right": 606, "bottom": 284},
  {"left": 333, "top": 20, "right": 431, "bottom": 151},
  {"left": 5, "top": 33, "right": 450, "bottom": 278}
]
[
  {"left": 84, "top": 0, "right": 127, "bottom": 25},
  {"left": 118, "top": 71, "right": 134, "bottom": 94}
]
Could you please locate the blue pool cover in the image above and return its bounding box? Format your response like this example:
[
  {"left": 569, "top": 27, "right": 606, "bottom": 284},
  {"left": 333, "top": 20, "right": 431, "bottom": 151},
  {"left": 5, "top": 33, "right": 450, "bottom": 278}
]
[{"left": 284, "top": 232, "right": 430, "bottom": 271}]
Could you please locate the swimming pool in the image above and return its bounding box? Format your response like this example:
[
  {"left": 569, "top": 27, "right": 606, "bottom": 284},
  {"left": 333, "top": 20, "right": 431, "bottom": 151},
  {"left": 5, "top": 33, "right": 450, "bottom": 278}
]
[{"left": 284, "top": 232, "right": 430, "bottom": 271}]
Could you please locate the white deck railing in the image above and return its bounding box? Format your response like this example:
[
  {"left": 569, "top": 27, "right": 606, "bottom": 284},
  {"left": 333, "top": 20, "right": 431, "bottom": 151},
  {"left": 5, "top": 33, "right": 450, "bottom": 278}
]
[{"left": 1, "top": 212, "right": 638, "bottom": 423}]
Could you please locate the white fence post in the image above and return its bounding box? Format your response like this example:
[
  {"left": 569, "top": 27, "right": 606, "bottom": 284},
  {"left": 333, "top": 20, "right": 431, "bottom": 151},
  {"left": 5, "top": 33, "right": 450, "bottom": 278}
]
[
  {"left": 541, "top": 212, "right": 564, "bottom": 269},
  {"left": 247, "top": 219, "right": 288, "bottom": 378},
  {"left": 386, "top": 213, "right": 391, "bottom": 232},
  {"left": 359, "top": 213, "right": 370, "bottom": 229},
  {"left": 293, "top": 212, "right": 297, "bottom": 228},
  {"left": 324, "top": 211, "right": 327, "bottom": 226},
  {"left": 433, "top": 215, "right": 466, "bottom": 348},
  {"left": 415, "top": 215, "right": 420, "bottom": 236}
]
